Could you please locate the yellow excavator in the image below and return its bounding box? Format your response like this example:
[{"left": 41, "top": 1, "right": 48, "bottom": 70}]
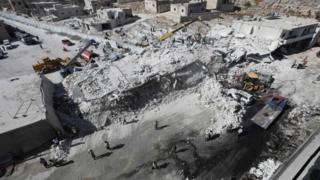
[
  {"left": 159, "top": 19, "right": 198, "bottom": 42},
  {"left": 33, "top": 57, "right": 70, "bottom": 74},
  {"left": 242, "top": 72, "right": 266, "bottom": 92}
]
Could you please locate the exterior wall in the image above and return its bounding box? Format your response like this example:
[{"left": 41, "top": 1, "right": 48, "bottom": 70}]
[
  {"left": 0, "top": 21, "right": 10, "bottom": 41},
  {"left": 172, "top": 10, "right": 219, "bottom": 23},
  {"left": 206, "top": 0, "right": 221, "bottom": 9},
  {"left": 0, "top": 0, "right": 11, "bottom": 10},
  {"left": 0, "top": 120, "right": 56, "bottom": 159},
  {"left": 46, "top": 4, "right": 84, "bottom": 20},
  {"left": 8, "top": 0, "right": 29, "bottom": 14},
  {"left": 206, "top": 0, "right": 234, "bottom": 11},
  {"left": 29, "top": 2, "right": 58, "bottom": 16},
  {"left": 41, "top": 75, "right": 64, "bottom": 133},
  {"left": 171, "top": 2, "right": 206, "bottom": 17},
  {"left": 145, "top": 0, "right": 157, "bottom": 13},
  {"left": 157, "top": 2, "right": 170, "bottom": 13},
  {"left": 84, "top": 0, "right": 112, "bottom": 13},
  {"left": 187, "top": 2, "right": 206, "bottom": 14},
  {"left": 145, "top": 0, "right": 170, "bottom": 13},
  {"left": 117, "top": 0, "right": 142, "bottom": 4}
]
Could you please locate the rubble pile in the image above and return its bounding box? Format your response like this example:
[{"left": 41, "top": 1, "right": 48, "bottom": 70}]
[
  {"left": 248, "top": 158, "right": 281, "bottom": 180},
  {"left": 197, "top": 78, "right": 244, "bottom": 135}
]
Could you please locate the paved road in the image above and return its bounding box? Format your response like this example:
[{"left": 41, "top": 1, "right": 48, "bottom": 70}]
[{"left": 7, "top": 93, "right": 282, "bottom": 180}]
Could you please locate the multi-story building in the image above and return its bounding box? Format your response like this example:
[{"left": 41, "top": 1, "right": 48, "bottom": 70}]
[{"left": 233, "top": 16, "right": 320, "bottom": 54}]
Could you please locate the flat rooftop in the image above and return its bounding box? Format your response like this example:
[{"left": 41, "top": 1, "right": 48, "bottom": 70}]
[
  {"left": 238, "top": 16, "right": 319, "bottom": 30},
  {"left": 0, "top": 74, "right": 46, "bottom": 134}
]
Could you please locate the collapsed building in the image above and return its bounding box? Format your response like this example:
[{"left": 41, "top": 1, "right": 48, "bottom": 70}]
[
  {"left": 76, "top": 8, "right": 136, "bottom": 33},
  {"left": 233, "top": 16, "right": 320, "bottom": 54}
]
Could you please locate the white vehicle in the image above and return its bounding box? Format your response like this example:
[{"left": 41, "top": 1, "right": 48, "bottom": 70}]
[
  {"left": 227, "top": 88, "right": 254, "bottom": 105},
  {"left": 3, "top": 39, "right": 13, "bottom": 50}
]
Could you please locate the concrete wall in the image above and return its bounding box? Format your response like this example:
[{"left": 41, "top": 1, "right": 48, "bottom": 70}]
[
  {"left": 145, "top": 0, "right": 157, "bottom": 13},
  {"left": 0, "top": 120, "right": 56, "bottom": 159},
  {"left": 0, "top": 21, "right": 10, "bottom": 41},
  {"left": 8, "top": 0, "right": 29, "bottom": 14},
  {"left": 47, "top": 4, "right": 84, "bottom": 20},
  {"left": 206, "top": 0, "right": 221, "bottom": 9},
  {"left": 145, "top": 0, "right": 170, "bottom": 13},
  {"left": 0, "top": 11, "right": 107, "bottom": 43},
  {"left": 171, "top": 2, "right": 206, "bottom": 17},
  {"left": 41, "top": 75, "right": 64, "bottom": 133},
  {"left": 157, "top": 2, "right": 170, "bottom": 13}
]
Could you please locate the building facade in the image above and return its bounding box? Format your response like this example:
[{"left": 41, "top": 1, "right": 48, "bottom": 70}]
[
  {"left": 29, "top": 1, "right": 59, "bottom": 16},
  {"left": 84, "top": 0, "right": 112, "bottom": 14},
  {"left": 170, "top": 1, "right": 206, "bottom": 17},
  {"left": 0, "top": 20, "right": 10, "bottom": 41},
  {"left": 8, "top": 0, "right": 29, "bottom": 14},
  {"left": 78, "top": 8, "right": 135, "bottom": 33},
  {"left": 145, "top": 0, "right": 170, "bottom": 13},
  {"left": 233, "top": 17, "right": 320, "bottom": 54},
  {"left": 206, "top": 0, "right": 234, "bottom": 11},
  {"left": 45, "top": 4, "right": 84, "bottom": 20}
]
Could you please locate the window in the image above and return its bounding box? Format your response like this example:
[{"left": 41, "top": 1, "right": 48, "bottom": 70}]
[
  {"left": 174, "top": 8, "right": 176, "bottom": 11},
  {"left": 181, "top": 9, "right": 184, "bottom": 13}
]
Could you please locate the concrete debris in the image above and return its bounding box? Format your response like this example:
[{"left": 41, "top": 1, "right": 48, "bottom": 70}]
[
  {"left": 2, "top": 6, "right": 320, "bottom": 180},
  {"left": 248, "top": 158, "right": 282, "bottom": 180}
]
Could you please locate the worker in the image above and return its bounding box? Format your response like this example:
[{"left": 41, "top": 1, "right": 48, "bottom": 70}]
[
  {"left": 152, "top": 161, "right": 158, "bottom": 170},
  {"left": 104, "top": 140, "right": 111, "bottom": 150},
  {"left": 170, "top": 145, "right": 177, "bottom": 154},
  {"left": 88, "top": 149, "right": 96, "bottom": 160},
  {"left": 39, "top": 43, "right": 43, "bottom": 49},
  {"left": 155, "top": 120, "right": 158, "bottom": 130},
  {"left": 40, "top": 158, "right": 50, "bottom": 168},
  {"left": 1, "top": 46, "right": 5, "bottom": 51}
]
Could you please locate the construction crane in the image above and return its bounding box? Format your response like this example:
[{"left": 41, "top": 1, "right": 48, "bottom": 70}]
[{"left": 159, "top": 19, "right": 198, "bottom": 42}]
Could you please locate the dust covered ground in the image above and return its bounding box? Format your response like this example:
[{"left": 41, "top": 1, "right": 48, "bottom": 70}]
[{"left": 3, "top": 14, "right": 320, "bottom": 180}]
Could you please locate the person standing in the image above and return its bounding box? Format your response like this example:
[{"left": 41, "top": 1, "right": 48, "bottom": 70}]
[
  {"left": 152, "top": 161, "right": 158, "bottom": 170},
  {"left": 155, "top": 120, "right": 158, "bottom": 130},
  {"left": 88, "top": 149, "right": 96, "bottom": 160},
  {"left": 104, "top": 140, "right": 111, "bottom": 150},
  {"left": 40, "top": 158, "right": 50, "bottom": 168}
]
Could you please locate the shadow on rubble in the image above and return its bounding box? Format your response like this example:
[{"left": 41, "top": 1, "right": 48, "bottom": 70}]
[
  {"left": 53, "top": 84, "right": 97, "bottom": 138},
  {"left": 109, "top": 61, "right": 208, "bottom": 112}
]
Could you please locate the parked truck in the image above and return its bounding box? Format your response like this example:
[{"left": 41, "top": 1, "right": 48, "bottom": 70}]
[{"left": 251, "top": 96, "right": 288, "bottom": 129}]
